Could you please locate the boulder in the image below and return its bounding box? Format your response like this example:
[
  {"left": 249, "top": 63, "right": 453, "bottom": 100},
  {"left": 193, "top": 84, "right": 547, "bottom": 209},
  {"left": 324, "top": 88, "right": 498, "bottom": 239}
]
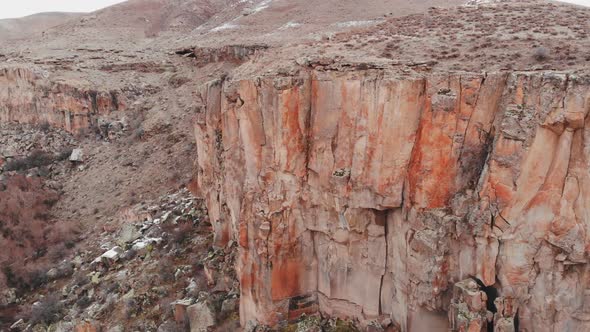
[
  {"left": 10, "top": 319, "right": 25, "bottom": 330},
  {"left": 120, "top": 249, "right": 137, "bottom": 261},
  {"left": 448, "top": 279, "right": 490, "bottom": 332},
  {"left": 46, "top": 268, "right": 60, "bottom": 280},
  {"left": 157, "top": 320, "right": 184, "bottom": 332},
  {"left": 47, "top": 261, "right": 74, "bottom": 281},
  {"left": 107, "top": 121, "right": 127, "bottom": 140},
  {"left": 221, "top": 297, "right": 239, "bottom": 316},
  {"left": 118, "top": 224, "right": 141, "bottom": 244},
  {"left": 32, "top": 324, "right": 47, "bottom": 332},
  {"left": 187, "top": 302, "right": 215, "bottom": 332},
  {"left": 91, "top": 246, "right": 124, "bottom": 268},
  {"left": 105, "top": 326, "right": 123, "bottom": 332},
  {"left": 0, "top": 288, "right": 17, "bottom": 305},
  {"left": 172, "top": 299, "right": 194, "bottom": 324},
  {"left": 69, "top": 148, "right": 84, "bottom": 162},
  {"left": 75, "top": 321, "right": 100, "bottom": 332},
  {"left": 52, "top": 321, "right": 75, "bottom": 332},
  {"left": 130, "top": 237, "right": 162, "bottom": 256},
  {"left": 185, "top": 279, "right": 199, "bottom": 297}
]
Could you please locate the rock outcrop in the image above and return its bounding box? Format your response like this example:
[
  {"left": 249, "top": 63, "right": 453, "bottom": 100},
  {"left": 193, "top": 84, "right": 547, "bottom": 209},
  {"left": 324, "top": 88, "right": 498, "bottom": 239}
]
[
  {"left": 195, "top": 69, "right": 590, "bottom": 331},
  {"left": 0, "top": 67, "right": 124, "bottom": 133},
  {"left": 177, "top": 45, "right": 269, "bottom": 67}
]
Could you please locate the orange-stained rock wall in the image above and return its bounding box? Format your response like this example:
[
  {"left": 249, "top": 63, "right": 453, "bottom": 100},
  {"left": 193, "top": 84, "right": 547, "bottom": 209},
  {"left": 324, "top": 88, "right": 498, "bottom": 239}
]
[
  {"left": 195, "top": 70, "right": 590, "bottom": 331},
  {"left": 0, "top": 67, "right": 123, "bottom": 133}
]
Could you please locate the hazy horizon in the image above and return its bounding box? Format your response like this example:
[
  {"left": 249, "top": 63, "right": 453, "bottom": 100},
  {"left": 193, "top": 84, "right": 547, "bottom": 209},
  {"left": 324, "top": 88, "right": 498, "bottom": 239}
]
[
  {"left": 0, "top": 0, "right": 589, "bottom": 20},
  {"left": 556, "top": 0, "right": 590, "bottom": 7},
  {"left": 0, "top": 0, "right": 126, "bottom": 19}
]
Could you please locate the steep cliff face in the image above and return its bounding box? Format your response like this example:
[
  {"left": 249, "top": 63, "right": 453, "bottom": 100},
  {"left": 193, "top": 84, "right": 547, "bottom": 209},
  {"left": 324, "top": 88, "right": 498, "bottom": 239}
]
[
  {"left": 195, "top": 69, "right": 590, "bottom": 331},
  {"left": 0, "top": 67, "right": 123, "bottom": 133}
]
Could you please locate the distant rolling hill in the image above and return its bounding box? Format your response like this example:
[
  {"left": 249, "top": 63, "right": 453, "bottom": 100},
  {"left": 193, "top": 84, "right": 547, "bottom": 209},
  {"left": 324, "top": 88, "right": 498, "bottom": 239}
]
[{"left": 0, "top": 12, "right": 82, "bottom": 43}]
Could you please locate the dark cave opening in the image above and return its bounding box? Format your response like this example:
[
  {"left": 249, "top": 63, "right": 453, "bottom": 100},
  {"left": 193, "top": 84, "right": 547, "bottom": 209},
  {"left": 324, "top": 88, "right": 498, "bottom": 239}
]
[{"left": 471, "top": 277, "right": 499, "bottom": 332}]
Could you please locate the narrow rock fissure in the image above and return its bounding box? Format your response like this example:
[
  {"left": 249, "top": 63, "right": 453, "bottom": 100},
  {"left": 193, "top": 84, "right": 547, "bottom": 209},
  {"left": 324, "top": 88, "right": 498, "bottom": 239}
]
[
  {"left": 109, "top": 91, "right": 119, "bottom": 111},
  {"left": 376, "top": 208, "right": 390, "bottom": 316},
  {"left": 303, "top": 74, "right": 313, "bottom": 180}
]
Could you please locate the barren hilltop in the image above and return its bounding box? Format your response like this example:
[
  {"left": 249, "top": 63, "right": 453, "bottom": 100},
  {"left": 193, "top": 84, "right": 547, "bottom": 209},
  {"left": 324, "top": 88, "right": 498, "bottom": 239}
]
[{"left": 1, "top": 0, "right": 589, "bottom": 331}]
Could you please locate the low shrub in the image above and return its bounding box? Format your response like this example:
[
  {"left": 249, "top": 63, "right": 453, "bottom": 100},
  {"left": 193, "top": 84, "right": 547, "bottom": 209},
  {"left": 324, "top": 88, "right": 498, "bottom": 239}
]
[
  {"left": 30, "top": 293, "right": 63, "bottom": 325},
  {"left": 157, "top": 259, "right": 175, "bottom": 283},
  {"left": 533, "top": 46, "right": 549, "bottom": 61},
  {"left": 28, "top": 269, "right": 49, "bottom": 289},
  {"left": 57, "top": 148, "right": 73, "bottom": 161},
  {"left": 4, "top": 150, "right": 55, "bottom": 172},
  {"left": 76, "top": 295, "right": 92, "bottom": 309}
]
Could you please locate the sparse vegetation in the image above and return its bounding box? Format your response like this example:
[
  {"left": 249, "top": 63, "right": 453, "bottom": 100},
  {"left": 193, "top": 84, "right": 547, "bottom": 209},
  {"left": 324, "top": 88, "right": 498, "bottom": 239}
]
[
  {"left": 27, "top": 268, "right": 49, "bottom": 289},
  {"left": 169, "top": 74, "right": 190, "bottom": 88},
  {"left": 123, "top": 297, "right": 139, "bottom": 319},
  {"left": 161, "top": 218, "right": 195, "bottom": 246},
  {"left": 57, "top": 147, "right": 74, "bottom": 161},
  {"left": 30, "top": 293, "right": 63, "bottom": 325},
  {"left": 132, "top": 127, "right": 145, "bottom": 141},
  {"left": 0, "top": 174, "right": 79, "bottom": 299},
  {"left": 127, "top": 110, "right": 146, "bottom": 142},
  {"left": 39, "top": 121, "right": 51, "bottom": 133},
  {"left": 4, "top": 150, "right": 55, "bottom": 172},
  {"left": 76, "top": 295, "right": 93, "bottom": 309},
  {"left": 158, "top": 258, "right": 176, "bottom": 282},
  {"left": 533, "top": 46, "right": 549, "bottom": 61},
  {"left": 74, "top": 273, "right": 90, "bottom": 287}
]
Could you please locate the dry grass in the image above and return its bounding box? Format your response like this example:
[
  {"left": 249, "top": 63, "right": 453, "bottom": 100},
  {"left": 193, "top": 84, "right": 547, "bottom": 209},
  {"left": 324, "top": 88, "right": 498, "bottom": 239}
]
[{"left": 324, "top": 0, "right": 590, "bottom": 72}]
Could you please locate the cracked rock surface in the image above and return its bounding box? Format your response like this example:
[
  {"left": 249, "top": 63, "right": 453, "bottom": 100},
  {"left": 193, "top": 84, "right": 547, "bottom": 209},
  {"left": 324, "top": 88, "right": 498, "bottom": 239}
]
[{"left": 196, "top": 70, "right": 590, "bottom": 331}]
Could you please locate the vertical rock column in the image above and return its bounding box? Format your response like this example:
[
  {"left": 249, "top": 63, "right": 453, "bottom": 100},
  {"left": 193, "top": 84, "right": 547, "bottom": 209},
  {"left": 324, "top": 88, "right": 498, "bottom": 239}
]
[
  {"left": 197, "top": 75, "right": 316, "bottom": 325},
  {"left": 448, "top": 279, "right": 491, "bottom": 332},
  {"left": 480, "top": 73, "right": 590, "bottom": 332}
]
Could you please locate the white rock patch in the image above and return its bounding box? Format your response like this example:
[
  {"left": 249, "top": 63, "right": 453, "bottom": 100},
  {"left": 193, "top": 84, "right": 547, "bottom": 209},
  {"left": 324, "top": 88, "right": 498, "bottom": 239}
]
[
  {"left": 333, "top": 20, "right": 383, "bottom": 28},
  {"left": 210, "top": 23, "right": 239, "bottom": 32},
  {"left": 251, "top": 0, "right": 272, "bottom": 13},
  {"left": 279, "top": 21, "right": 301, "bottom": 30}
]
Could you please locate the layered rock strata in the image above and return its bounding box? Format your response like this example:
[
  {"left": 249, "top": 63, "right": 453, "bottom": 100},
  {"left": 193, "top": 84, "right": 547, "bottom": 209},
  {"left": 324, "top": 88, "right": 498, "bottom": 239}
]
[
  {"left": 177, "top": 45, "right": 269, "bottom": 67},
  {"left": 0, "top": 67, "right": 123, "bottom": 133},
  {"left": 195, "top": 69, "right": 590, "bottom": 331}
]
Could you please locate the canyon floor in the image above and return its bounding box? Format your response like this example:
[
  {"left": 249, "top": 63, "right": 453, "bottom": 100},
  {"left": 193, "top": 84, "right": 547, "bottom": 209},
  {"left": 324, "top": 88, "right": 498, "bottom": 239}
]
[{"left": 1, "top": 0, "right": 589, "bottom": 331}]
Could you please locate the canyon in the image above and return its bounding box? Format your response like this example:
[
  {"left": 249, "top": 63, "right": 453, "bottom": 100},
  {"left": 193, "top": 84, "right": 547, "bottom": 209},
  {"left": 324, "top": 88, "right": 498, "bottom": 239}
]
[{"left": 1, "top": 0, "right": 589, "bottom": 331}]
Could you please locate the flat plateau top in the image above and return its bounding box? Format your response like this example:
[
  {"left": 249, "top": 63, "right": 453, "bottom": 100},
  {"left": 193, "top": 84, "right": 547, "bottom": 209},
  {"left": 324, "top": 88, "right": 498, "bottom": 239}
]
[
  {"left": 231, "top": 0, "right": 590, "bottom": 78},
  {"left": 1, "top": 0, "right": 588, "bottom": 83}
]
